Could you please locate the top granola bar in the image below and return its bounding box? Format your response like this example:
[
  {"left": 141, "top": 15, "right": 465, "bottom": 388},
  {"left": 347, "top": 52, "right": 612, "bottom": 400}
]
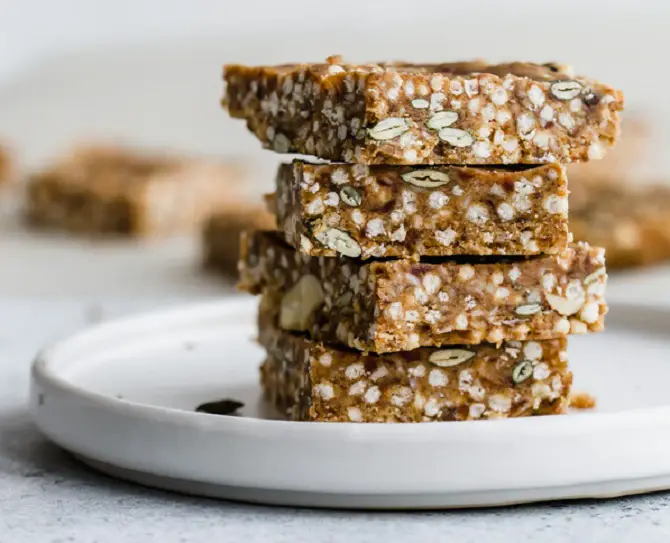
[{"left": 224, "top": 57, "right": 624, "bottom": 165}]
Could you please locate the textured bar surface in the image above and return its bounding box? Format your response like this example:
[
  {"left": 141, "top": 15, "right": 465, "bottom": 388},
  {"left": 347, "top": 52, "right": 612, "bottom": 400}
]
[
  {"left": 571, "top": 181, "right": 670, "bottom": 270},
  {"left": 240, "top": 231, "right": 607, "bottom": 353},
  {"left": 259, "top": 315, "right": 571, "bottom": 422},
  {"left": 275, "top": 160, "right": 569, "bottom": 258},
  {"left": 224, "top": 58, "right": 624, "bottom": 165},
  {"left": 26, "top": 146, "right": 243, "bottom": 237}
]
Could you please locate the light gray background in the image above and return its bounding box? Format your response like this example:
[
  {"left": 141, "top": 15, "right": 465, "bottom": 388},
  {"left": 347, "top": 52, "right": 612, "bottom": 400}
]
[{"left": 1, "top": 0, "right": 669, "bottom": 298}]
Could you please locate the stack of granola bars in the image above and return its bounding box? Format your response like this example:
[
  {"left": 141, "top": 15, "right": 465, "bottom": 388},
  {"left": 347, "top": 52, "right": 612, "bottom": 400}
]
[{"left": 224, "top": 57, "right": 623, "bottom": 422}]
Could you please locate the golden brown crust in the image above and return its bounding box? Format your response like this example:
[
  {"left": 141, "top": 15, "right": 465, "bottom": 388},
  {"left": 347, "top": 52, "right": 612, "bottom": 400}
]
[
  {"left": 240, "top": 231, "right": 608, "bottom": 353},
  {"left": 275, "top": 160, "right": 569, "bottom": 258},
  {"left": 224, "top": 57, "right": 623, "bottom": 165},
  {"left": 259, "top": 314, "right": 571, "bottom": 422}
]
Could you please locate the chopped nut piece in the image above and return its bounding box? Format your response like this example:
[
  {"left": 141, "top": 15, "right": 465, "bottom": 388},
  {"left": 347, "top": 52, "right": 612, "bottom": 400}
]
[
  {"left": 279, "top": 275, "right": 324, "bottom": 331},
  {"left": 516, "top": 304, "right": 542, "bottom": 316},
  {"left": 570, "top": 391, "right": 597, "bottom": 409},
  {"left": 426, "top": 111, "right": 459, "bottom": 130},
  {"left": 438, "top": 128, "right": 474, "bottom": 147},
  {"left": 368, "top": 118, "right": 410, "bottom": 140},
  {"left": 314, "top": 228, "right": 362, "bottom": 258},
  {"left": 545, "top": 293, "right": 585, "bottom": 316}
]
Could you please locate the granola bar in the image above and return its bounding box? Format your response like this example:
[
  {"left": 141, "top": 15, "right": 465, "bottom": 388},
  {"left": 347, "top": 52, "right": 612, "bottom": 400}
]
[
  {"left": 25, "top": 146, "right": 243, "bottom": 237},
  {"left": 275, "top": 160, "right": 569, "bottom": 258},
  {"left": 571, "top": 180, "right": 670, "bottom": 269},
  {"left": 0, "top": 145, "right": 14, "bottom": 185},
  {"left": 259, "top": 314, "right": 571, "bottom": 422},
  {"left": 224, "top": 57, "right": 624, "bottom": 165},
  {"left": 240, "top": 231, "right": 607, "bottom": 353},
  {"left": 203, "top": 204, "right": 275, "bottom": 276}
]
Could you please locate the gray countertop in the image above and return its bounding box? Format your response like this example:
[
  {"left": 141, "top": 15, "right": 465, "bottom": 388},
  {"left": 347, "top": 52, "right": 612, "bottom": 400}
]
[
  {"left": 2, "top": 300, "right": 670, "bottom": 543},
  {"left": 1, "top": 197, "right": 670, "bottom": 543}
]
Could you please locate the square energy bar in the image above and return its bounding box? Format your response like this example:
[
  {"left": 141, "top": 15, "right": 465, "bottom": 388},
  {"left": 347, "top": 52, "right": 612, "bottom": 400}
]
[
  {"left": 275, "top": 160, "right": 569, "bottom": 258},
  {"left": 571, "top": 180, "right": 670, "bottom": 270},
  {"left": 224, "top": 57, "right": 624, "bottom": 165},
  {"left": 0, "top": 145, "right": 14, "bottom": 185},
  {"left": 26, "top": 146, "right": 243, "bottom": 237},
  {"left": 240, "top": 231, "right": 607, "bottom": 353},
  {"left": 259, "top": 315, "right": 571, "bottom": 422}
]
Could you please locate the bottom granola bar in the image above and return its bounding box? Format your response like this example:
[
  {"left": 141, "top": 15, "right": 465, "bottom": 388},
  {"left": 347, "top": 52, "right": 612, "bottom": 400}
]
[{"left": 259, "top": 315, "right": 571, "bottom": 423}]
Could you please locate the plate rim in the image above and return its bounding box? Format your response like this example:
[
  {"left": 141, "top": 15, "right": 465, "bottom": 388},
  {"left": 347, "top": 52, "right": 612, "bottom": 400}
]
[{"left": 30, "top": 297, "right": 670, "bottom": 442}]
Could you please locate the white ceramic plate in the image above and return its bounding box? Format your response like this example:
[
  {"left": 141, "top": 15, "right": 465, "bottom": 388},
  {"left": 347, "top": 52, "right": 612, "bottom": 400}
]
[{"left": 30, "top": 297, "right": 670, "bottom": 509}]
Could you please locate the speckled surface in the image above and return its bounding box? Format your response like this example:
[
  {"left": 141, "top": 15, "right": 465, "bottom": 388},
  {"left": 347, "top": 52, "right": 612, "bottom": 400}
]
[{"left": 3, "top": 300, "right": 670, "bottom": 543}]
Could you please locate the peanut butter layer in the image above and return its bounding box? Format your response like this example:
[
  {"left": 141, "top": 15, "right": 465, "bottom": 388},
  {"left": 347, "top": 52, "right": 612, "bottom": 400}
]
[
  {"left": 259, "top": 315, "right": 571, "bottom": 422},
  {"left": 25, "top": 145, "right": 244, "bottom": 237},
  {"left": 224, "top": 57, "right": 623, "bottom": 165},
  {"left": 571, "top": 181, "right": 670, "bottom": 270},
  {"left": 275, "top": 160, "right": 568, "bottom": 258},
  {"left": 203, "top": 205, "right": 276, "bottom": 276},
  {"left": 240, "top": 231, "right": 607, "bottom": 353}
]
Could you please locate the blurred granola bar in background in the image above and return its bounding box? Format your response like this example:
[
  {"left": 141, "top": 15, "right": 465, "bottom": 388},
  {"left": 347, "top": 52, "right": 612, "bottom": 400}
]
[
  {"left": 25, "top": 145, "right": 246, "bottom": 237},
  {"left": 568, "top": 115, "right": 670, "bottom": 269},
  {"left": 567, "top": 116, "right": 650, "bottom": 183},
  {"left": 571, "top": 181, "right": 670, "bottom": 269},
  {"left": 203, "top": 204, "right": 275, "bottom": 277},
  {"left": 0, "top": 144, "right": 15, "bottom": 186}
]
